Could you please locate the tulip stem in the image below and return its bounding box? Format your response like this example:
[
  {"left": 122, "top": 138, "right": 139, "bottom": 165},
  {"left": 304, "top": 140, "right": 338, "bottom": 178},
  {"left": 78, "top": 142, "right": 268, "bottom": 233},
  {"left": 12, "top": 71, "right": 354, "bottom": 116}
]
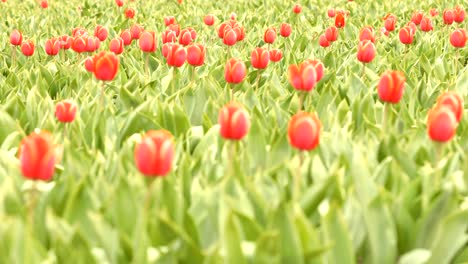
[
  {"left": 299, "top": 92, "right": 305, "bottom": 112},
  {"left": 145, "top": 53, "right": 150, "bottom": 79},
  {"left": 172, "top": 67, "right": 177, "bottom": 95},
  {"left": 455, "top": 49, "right": 459, "bottom": 80},
  {"left": 100, "top": 81, "right": 105, "bottom": 110},
  {"left": 382, "top": 103, "right": 390, "bottom": 132},
  {"left": 191, "top": 66, "right": 196, "bottom": 86},
  {"left": 27, "top": 181, "right": 39, "bottom": 232},
  {"left": 361, "top": 63, "right": 366, "bottom": 80},
  {"left": 255, "top": 70, "right": 261, "bottom": 90},
  {"left": 11, "top": 46, "right": 16, "bottom": 68},
  {"left": 293, "top": 152, "right": 304, "bottom": 202},
  {"left": 230, "top": 83, "right": 234, "bottom": 102}
]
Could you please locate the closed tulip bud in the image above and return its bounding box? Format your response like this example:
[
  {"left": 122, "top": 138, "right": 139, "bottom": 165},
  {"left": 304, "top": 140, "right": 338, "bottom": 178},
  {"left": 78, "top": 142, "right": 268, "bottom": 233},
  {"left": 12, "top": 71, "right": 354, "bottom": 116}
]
[
  {"left": 219, "top": 102, "right": 250, "bottom": 140},
  {"left": 230, "top": 12, "right": 237, "bottom": 20},
  {"left": 377, "top": 70, "right": 405, "bottom": 103},
  {"left": 92, "top": 51, "right": 119, "bottom": 81},
  {"left": 204, "top": 14, "right": 215, "bottom": 26},
  {"left": 383, "top": 14, "right": 397, "bottom": 32},
  {"left": 288, "top": 62, "right": 317, "bottom": 91},
  {"left": 450, "top": 28, "right": 467, "bottom": 48},
  {"left": 420, "top": 16, "right": 433, "bottom": 32},
  {"left": 381, "top": 27, "right": 390, "bottom": 36},
  {"left": 134, "top": 130, "right": 175, "bottom": 177},
  {"left": 251, "top": 47, "right": 270, "bottom": 69},
  {"left": 164, "top": 16, "right": 176, "bottom": 26},
  {"left": 60, "top": 35, "right": 72, "bottom": 49},
  {"left": 72, "top": 27, "right": 87, "bottom": 37},
  {"left": 427, "top": 106, "right": 457, "bottom": 142},
  {"left": 166, "top": 44, "right": 186, "bottom": 67},
  {"left": 86, "top": 36, "right": 100, "bottom": 52},
  {"left": 10, "top": 30, "right": 22, "bottom": 46},
  {"left": 454, "top": 5, "right": 465, "bottom": 23},
  {"left": 280, "top": 23, "right": 292, "bottom": 37},
  {"left": 84, "top": 57, "right": 94, "bottom": 72},
  {"left": 234, "top": 26, "right": 245, "bottom": 41},
  {"left": 21, "top": 40, "right": 35, "bottom": 56},
  {"left": 225, "top": 58, "right": 247, "bottom": 84},
  {"left": 120, "top": 29, "right": 133, "bottom": 45},
  {"left": 304, "top": 59, "right": 325, "bottom": 82},
  {"left": 167, "top": 24, "right": 180, "bottom": 37},
  {"left": 130, "top": 24, "right": 144, "bottom": 39},
  {"left": 115, "top": 0, "right": 124, "bottom": 7},
  {"left": 161, "top": 30, "right": 177, "bottom": 44},
  {"left": 319, "top": 34, "right": 330, "bottom": 47},
  {"left": 293, "top": 3, "right": 302, "bottom": 14},
  {"left": 109, "top": 37, "right": 124, "bottom": 54},
  {"left": 335, "top": 13, "right": 345, "bottom": 28},
  {"left": 411, "top": 10, "right": 424, "bottom": 25},
  {"left": 72, "top": 36, "right": 87, "bottom": 53},
  {"left": 269, "top": 49, "right": 283, "bottom": 62},
  {"left": 328, "top": 9, "right": 336, "bottom": 17},
  {"left": 40, "top": 0, "right": 48, "bottom": 8},
  {"left": 264, "top": 28, "right": 277, "bottom": 44},
  {"left": 430, "top": 8, "right": 438, "bottom": 17},
  {"left": 55, "top": 100, "right": 78, "bottom": 123},
  {"left": 325, "top": 26, "right": 338, "bottom": 42},
  {"left": 218, "top": 22, "right": 230, "bottom": 38},
  {"left": 186, "top": 43, "right": 205, "bottom": 66},
  {"left": 19, "top": 131, "right": 57, "bottom": 181},
  {"left": 125, "top": 7, "right": 135, "bottom": 19},
  {"left": 223, "top": 29, "right": 237, "bottom": 46},
  {"left": 436, "top": 92, "right": 463, "bottom": 122},
  {"left": 45, "top": 38, "right": 60, "bottom": 56},
  {"left": 399, "top": 27, "right": 414, "bottom": 44},
  {"left": 139, "top": 31, "right": 157, "bottom": 52},
  {"left": 359, "top": 26, "right": 375, "bottom": 42},
  {"left": 288, "top": 112, "right": 321, "bottom": 151},
  {"left": 443, "top": 9, "right": 455, "bottom": 25},
  {"left": 179, "top": 28, "right": 194, "bottom": 46},
  {"left": 357, "top": 40, "right": 375, "bottom": 63},
  {"left": 406, "top": 22, "right": 418, "bottom": 35},
  {"left": 94, "top": 25, "right": 108, "bottom": 41}
]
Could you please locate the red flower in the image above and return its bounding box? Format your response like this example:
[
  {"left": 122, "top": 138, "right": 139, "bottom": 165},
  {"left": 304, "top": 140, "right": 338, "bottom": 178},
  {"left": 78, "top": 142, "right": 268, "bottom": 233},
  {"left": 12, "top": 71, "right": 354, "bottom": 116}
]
[
  {"left": 139, "top": 31, "right": 157, "bottom": 52},
  {"left": 94, "top": 25, "right": 108, "bottom": 41},
  {"left": 55, "top": 100, "right": 78, "bottom": 123},
  {"left": 115, "top": 0, "right": 124, "bottom": 7},
  {"left": 45, "top": 38, "right": 60, "bottom": 56},
  {"left": 86, "top": 36, "right": 100, "bottom": 52},
  {"left": 304, "top": 59, "right": 325, "bottom": 82},
  {"left": 186, "top": 43, "right": 205, "bottom": 66},
  {"left": 84, "top": 57, "right": 94, "bottom": 72},
  {"left": 427, "top": 106, "right": 457, "bottom": 142},
  {"left": 436, "top": 92, "right": 464, "bottom": 122},
  {"left": 134, "top": 130, "right": 175, "bottom": 177},
  {"left": 21, "top": 40, "right": 35, "bottom": 56},
  {"left": 19, "top": 131, "right": 57, "bottom": 181},
  {"left": 359, "top": 26, "right": 375, "bottom": 43},
  {"left": 293, "top": 3, "right": 302, "bottom": 14},
  {"left": 40, "top": 0, "right": 48, "bottom": 8},
  {"left": 319, "top": 34, "right": 330, "bottom": 47},
  {"left": 335, "top": 13, "right": 346, "bottom": 28},
  {"left": 288, "top": 62, "right": 317, "bottom": 91},
  {"left": 399, "top": 26, "right": 414, "bottom": 44},
  {"left": 383, "top": 14, "right": 397, "bottom": 32},
  {"left": 219, "top": 102, "right": 250, "bottom": 140},
  {"left": 288, "top": 112, "right": 321, "bottom": 151},
  {"left": 204, "top": 14, "right": 215, "bottom": 26},
  {"left": 179, "top": 28, "right": 196, "bottom": 46},
  {"left": 92, "top": 51, "right": 119, "bottom": 81},
  {"left": 167, "top": 24, "right": 180, "bottom": 37},
  {"left": 269, "top": 49, "right": 283, "bottom": 62},
  {"left": 225, "top": 58, "right": 247, "bottom": 84},
  {"left": 125, "top": 7, "right": 135, "bottom": 19},
  {"left": 264, "top": 28, "right": 277, "bottom": 44},
  {"left": 166, "top": 44, "right": 186, "bottom": 67},
  {"left": 430, "top": 8, "right": 438, "bottom": 17},
  {"left": 325, "top": 26, "right": 338, "bottom": 42},
  {"left": 120, "top": 29, "right": 133, "bottom": 45},
  {"left": 443, "top": 9, "right": 454, "bottom": 25},
  {"left": 251, "top": 47, "right": 270, "bottom": 69},
  {"left": 109, "top": 37, "right": 124, "bottom": 54},
  {"left": 161, "top": 30, "right": 177, "bottom": 44},
  {"left": 223, "top": 29, "right": 237, "bottom": 46},
  {"left": 164, "top": 16, "right": 176, "bottom": 26},
  {"left": 377, "top": 70, "right": 406, "bottom": 103},
  {"left": 130, "top": 24, "right": 144, "bottom": 39},
  {"left": 280, "top": 23, "right": 292, "bottom": 37},
  {"left": 411, "top": 10, "right": 424, "bottom": 25},
  {"left": 357, "top": 40, "right": 375, "bottom": 63},
  {"left": 10, "top": 30, "right": 22, "bottom": 46},
  {"left": 72, "top": 27, "right": 87, "bottom": 37},
  {"left": 72, "top": 36, "right": 87, "bottom": 53},
  {"left": 454, "top": 5, "right": 465, "bottom": 23},
  {"left": 420, "top": 16, "right": 433, "bottom": 32},
  {"left": 60, "top": 35, "right": 72, "bottom": 49},
  {"left": 450, "top": 28, "right": 467, "bottom": 48},
  {"left": 328, "top": 9, "right": 336, "bottom": 18}
]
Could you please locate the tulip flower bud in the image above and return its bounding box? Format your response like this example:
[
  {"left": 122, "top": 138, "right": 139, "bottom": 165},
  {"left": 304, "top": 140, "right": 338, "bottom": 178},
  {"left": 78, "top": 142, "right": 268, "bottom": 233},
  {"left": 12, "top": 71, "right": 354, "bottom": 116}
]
[
  {"left": 319, "top": 34, "right": 330, "bottom": 47},
  {"left": 134, "top": 130, "right": 175, "bottom": 177},
  {"left": 130, "top": 24, "right": 144, "bottom": 39},
  {"left": 383, "top": 14, "right": 397, "bottom": 32},
  {"left": 420, "top": 16, "right": 433, "bottom": 32},
  {"left": 186, "top": 43, "right": 205, "bottom": 66},
  {"left": 55, "top": 100, "right": 78, "bottom": 123},
  {"left": 225, "top": 58, "right": 247, "bottom": 84},
  {"left": 72, "top": 36, "right": 87, "bottom": 53},
  {"left": 10, "top": 30, "right": 22, "bottom": 46},
  {"left": 335, "top": 13, "right": 345, "bottom": 28},
  {"left": 280, "top": 23, "right": 292, "bottom": 37},
  {"left": 92, "top": 51, "right": 119, "bottom": 81},
  {"left": 325, "top": 26, "right": 338, "bottom": 42},
  {"left": 430, "top": 8, "right": 438, "bottom": 17},
  {"left": 60, "top": 35, "right": 72, "bottom": 49},
  {"left": 264, "top": 28, "right": 277, "bottom": 44},
  {"left": 223, "top": 29, "right": 237, "bottom": 46},
  {"left": 166, "top": 44, "right": 186, "bottom": 67},
  {"left": 377, "top": 70, "right": 406, "bottom": 103},
  {"left": 427, "top": 106, "right": 458, "bottom": 142},
  {"left": 288, "top": 62, "right": 317, "bottom": 91},
  {"left": 328, "top": 9, "right": 336, "bottom": 18},
  {"left": 411, "top": 10, "right": 424, "bottom": 25},
  {"left": 125, "top": 7, "right": 135, "bottom": 19},
  {"left": 120, "top": 29, "right": 133, "bottom": 45},
  {"left": 443, "top": 9, "right": 455, "bottom": 25},
  {"left": 436, "top": 92, "right": 463, "bottom": 122},
  {"left": 269, "top": 49, "right": 283, "bottom": 62},
  {"left": 204, "top": 14, "right": 215, "bottom": 26},
  {"left": 139, "top": 31, "right": 157, "bottom": 52},
  {"left": 454, "top": 5, "right": 465, "bottom": 23},
  {"left": 293, "top": 3, "right": 302, "bottom": 14},
  {"left": 167, "top": 24, "right": 180, "bottom": 37},
  {"left": 115, "top": 0, "right": 123, "bottom": 7},
  {"left": 251, "top": 47, "right": 270, "bottom": 69},
  {"left": 164, "top": 16, "right": 176, "bottom": 26},
  {"left": 19, "top": 131, "right": 57, "bottom": 181},
  {"left": 450, "top": 28, "right": 467, "bottom": 48},
  {"left": 84, "top": 57, "right": 94, "bottom": 72},
  {"left": 161, "top": 30, "right": 177, "bottom": 44},
  {"left": 219, "top": 102, "right": 250, "bottom": 140},
  {"left": 357, "top": 40, "right": 376, "bottom": 63},
  {"left": 45, "top": 38, "right": 60, "bottom": 56},
  {"left": 21, "top": 40, "right": 35, "bottom": 56},
  {"left": 304, "top": 59, "right": 325, "bottom": 82},
  {"left": 94, "top": 25, "right": 108, "bottom": 41},
  {"left": 288, "top": 112, "right": 321, "bottom": 151},
  {"left": 109, "top": 37, "right": 124, "bottom": 54},
  {"left": 359, "top": 26, "right": 375, "bottom": 42},
  {"left": 399, "top": 26, "right": 414, "bottom": 44}
]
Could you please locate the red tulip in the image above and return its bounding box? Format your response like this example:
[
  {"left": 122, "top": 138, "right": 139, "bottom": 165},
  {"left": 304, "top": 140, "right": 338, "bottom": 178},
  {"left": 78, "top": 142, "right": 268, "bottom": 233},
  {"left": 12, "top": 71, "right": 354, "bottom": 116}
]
[
  {"left": 420, "top": 16, "right": 433, "bottom": 32},
  {"left": 161, "top": 43, "right": 173, "bottom": 58},
  {"left": 40, "top": 0, "right": 48, "bottom": 8},
  {"left": 167, "top": 24, "right": 180, "bottom": 37},
  {"left": 21, "top": 40, "right": 35, "bottom": 56},
  {"left": 55, "top": 100, "right": 78, "bottom": 123},
  {"left": 19, "top": 131, "right": 57, "bottom": 181},
  {"left": 406, "top": 22, "right": 418, "bottom": 35},
  {"left": 335, "top": 13, "right": 345, "bottom": 28},
  {"left": 269, "top": 49, "right": 283, "bottom": 62},
  {"left": 45, "top": 38, "right": 60, "bottom": 56},
  {"left": 161, "top": 30, "right": 177, "bottom": 44},
  {"left": 109, "top": 37, "right": 124, "bottom": 54},
  {"left": 359, "top": 26, "right": 375, "bottom": 43},
  {"left": 164, "top": 16, "right": 176, "bottom": 26},
  {"left": 288, "top": 62, "right": 317, "bottom": 91},
  {"left": 60, "top": 35, "right": 72, "bottom": 49},
  {"left": 377, "top": 70, "right": 406, "bottom": 103},
  {"left": 443, "top": 9, "right": 455, "bottom": 25},
  {"left": 399, "top": 26, "right": 414, "bottom": 44},
  {"left": 225, "top": 58, "right": 247, "bottom": 84},
  {"left": 130, "top": 24, "right": 144, "bottom": 39},
  {"left": 357, "top": 40, "right": 375, "bottom": 63},
  {"left": 436, "top": 92, "right": 463, "bottom": 122},
  {"left": 125, "top": 7, "right": 135, "bottom": 19},
  {"left": 139, "top": 31, "right": 157, "bottom": 52},
  {"left": 94, "top": 25, "right": 108, "bottom": 41},
  {"left": 264, "top": 28, "right": 277, "bottom": 44},
  {"left": 293, "top": 3, "right": 302, "bottom": 14},
  {"left": 72, "top": 36, "right": 87, "bottom": 53},
  {"left": 280, "top": 23, "right": 292, "bottom": 37},
  {"left": 204, "top": 14, "right": 215, "bottom": 26},
  {"left": 92, "top": 51, "right": 119, "bottom": 81},
  {"left": 454, "top": 5, "right": 465, "bottom": 23},
  {"left": 230, "top": 12, "right": 237, "bottom": 21},
  {"left": 430, "top": 8, "right": 438, "bottom": 17},
  {"left": 411, "top": 10, "right": 424, "bottom": 25},
  {"left": 84, "top": 57, "right": 94, "bottom": 72},
  {"left": 166, "top": 44, "right": 186, "bottom": 67},
  {"left": 179, "top": 28, "right": 195, "bottom": 46},
  {"left": 328, "top": 9, "right": 336, "bottom": 18},
  {"left": 450, "top": 28, "right": 467, "bottom": 48},
  {"left": 219, "top": 102, "right": 250, "bottom": 140},
  {"left": 380, "top": 27, "right": 390, "bottom": 36},
  {"left": 72, "top": 27, "right": 87, "bottom": 37},
  {"left": 120, "top": 30, "right": 133, "bottom": 45},
  {"left": 427, "top": 106, "right": 458, "bottom": 142},
  {"left": 134, "top": 130, "right": 175, "bottom": 177},
  {"left": 218, "top": 22, "right": 230, "bottom": 38},
  {"left": 325, "top": 26, "right": 338, "bottom": 42},
  {"left": 115, "top": 0, "right": 124, "bottom": 7},
  {"left": 319, "top": 34, "right": 330, "bottom": 47},
  {"left": 223, "top": 29, "right": 237, "bottom": 46},
  {"left": 304, "top": 59, "right": 325, "bottom": 82},
  {"left": 186, "top": 43, "right": 205, "bottom": 66},
  {"left": 251, "top": 47, "right": 270, "bottom": 69},
  {"left": 234, "top": 26, "right": 245, "bottom": 41},
  {"left": 10, "top": 30, "right": 22, "bottom": 46},
  {"left": 383, "top": 14, "right": 397, "bottom": 32},
  {"left": 86, "top": 36, "right": 100, "bottom": 52},
  {"left": 288, "top": 112, "right": 321, "bottom": 151}
]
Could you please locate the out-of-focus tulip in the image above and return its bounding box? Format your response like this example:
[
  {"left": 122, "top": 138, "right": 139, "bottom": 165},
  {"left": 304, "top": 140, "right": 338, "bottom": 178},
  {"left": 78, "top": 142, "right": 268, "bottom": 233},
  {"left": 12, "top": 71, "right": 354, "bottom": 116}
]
[
  {"left": 55, "top": 100, "right": 78, "bottom": 123},
  {"left": 219, "top": 102, "right": 250, "bottom": 140},
  {"left": 288, "top": 112, "right": 321, "bottom": 151},
  {"left": 225, "top": 58, "right": 247, "bottom": 84},
  {"left": 19, "top": 131, "right": 57, "bottom": 181},
  {"left": 134, "top": 130, "right": 175, "bottom": 177},
  {"left": 92, "top": 51, "right": 119, "bottom": 81}
]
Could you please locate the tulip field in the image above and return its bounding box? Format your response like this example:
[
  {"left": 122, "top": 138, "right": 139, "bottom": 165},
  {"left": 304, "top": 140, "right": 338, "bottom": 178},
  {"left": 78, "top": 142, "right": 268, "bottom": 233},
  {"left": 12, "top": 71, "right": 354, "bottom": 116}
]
[{"left": 1, "top": 0, "right": 468, "bottom": 263}]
